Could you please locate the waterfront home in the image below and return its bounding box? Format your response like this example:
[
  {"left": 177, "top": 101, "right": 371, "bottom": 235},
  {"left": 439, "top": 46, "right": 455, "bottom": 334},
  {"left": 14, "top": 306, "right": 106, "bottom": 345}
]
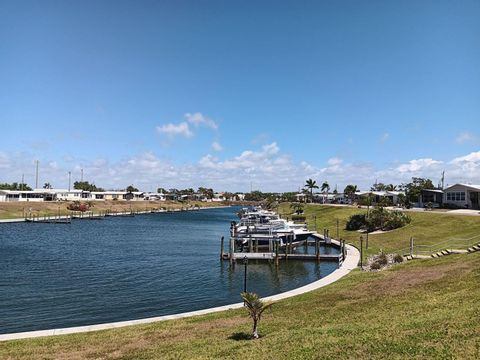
[
  {"left": 355, "top": 190, "right": 404, "bottom": 205},
  {"left": 418, "top": 189, "right": 444, "bottom": 208},
  {"left": 143, "top": 192, "right": 166, "bottom": 201},
  {"left": 0, "top": 189, "right": 50, "bottom": 202},
  {"left": 55, "top": 189, "right": 91, "bottom": 201},
  {"left": 443, "top": 184, "right": 480, "bottom": 209}
]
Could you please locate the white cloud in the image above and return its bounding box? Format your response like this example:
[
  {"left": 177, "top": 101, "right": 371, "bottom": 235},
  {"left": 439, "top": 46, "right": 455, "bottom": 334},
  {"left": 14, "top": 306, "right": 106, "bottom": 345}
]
[
  {"left": 327, "top": 157, "right": 342, "bottom": 166},
  {"left": 211, "top": 141, "right": 223, "bottom": 152},
  {"left": 185, "top": 112, "right": 218, "bottom": 130},
  {"left": 1, "top": 147, "right": 479, "bottom": 193},
  {"left": 156, "top": 122, "right": 193, "bottom": 138},
  {"left": 380, "top": 132, "right": 390, "bottom": 143},
  {"left": 451, "top": 151, "right": 480, "bottom": 164},
  {"left": 456, "top": 131, "right": 477, "bottom": 144},
  {"left": 396, "top": 158, "right": 443, "bottom": 173}
]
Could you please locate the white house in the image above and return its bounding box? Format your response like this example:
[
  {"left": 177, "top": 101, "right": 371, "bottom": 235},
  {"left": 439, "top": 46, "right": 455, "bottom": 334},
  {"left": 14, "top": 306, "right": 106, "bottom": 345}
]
[
  {"left": 443, "top": 184, "right": 480, "bottom": 209},
  {"left": 55, "top": 189, "right": 90, "bottom": 201}
]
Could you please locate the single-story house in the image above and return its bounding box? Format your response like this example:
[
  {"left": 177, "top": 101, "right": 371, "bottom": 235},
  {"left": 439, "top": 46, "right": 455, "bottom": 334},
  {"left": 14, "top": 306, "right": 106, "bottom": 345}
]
[
  {"left": 355, "top": 191, "right": 404, "bottom": 205},
  {"left": 443, "top": 184, "right": 480, "bottom": 209},
  {"left": 0, "top": 189, "right": 49, "bottom": 202},
  {"left": 418, "top": 189, "right": 444, "bottom": 208}
]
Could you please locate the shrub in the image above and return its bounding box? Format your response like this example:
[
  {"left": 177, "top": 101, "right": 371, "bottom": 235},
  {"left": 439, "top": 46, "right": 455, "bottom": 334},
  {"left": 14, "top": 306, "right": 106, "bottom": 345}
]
[
  {"left": 291, "top": 215, "right": 306, "bottom": 223},
  {"left": 383, "top": 211, "right": 411, "bottom": 231},
  {"left": 376, "top": 253, "right": 388, "bottom": 266},
  {"left": 345, "top": 214, "right": 367, "bottom": 230},
  {"left": 346, "top": 209, "right": 411, "bottom": 232},
  {"left": 370, "top": 261, "right": 381, "bottom": 270},
  {"left": 393, "top": 254, "right": 404, "bottom": 263}
]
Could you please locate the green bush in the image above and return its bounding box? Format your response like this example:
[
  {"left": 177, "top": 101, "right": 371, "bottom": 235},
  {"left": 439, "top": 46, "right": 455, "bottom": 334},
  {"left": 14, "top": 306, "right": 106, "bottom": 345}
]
[
  {"left": 346, "top": 209, "right": 411, "bottom": 232},
  {"left": 383, "top": 211, "right": 411, "bottom": 231},
  {"left": 291, "top": 215, "right": 306, "bottom": 222},
  {"left": 393, "top": 254, "right": 404, "bottom": 263},
  {"left": 345, "top": 214, "right": 367, "bottom": 230},
  {"left": 370, "top": 261, "right": 381, "bottom": 270},
  {"left": 376, "top": 253, "right": 388, "bottom": 266}
]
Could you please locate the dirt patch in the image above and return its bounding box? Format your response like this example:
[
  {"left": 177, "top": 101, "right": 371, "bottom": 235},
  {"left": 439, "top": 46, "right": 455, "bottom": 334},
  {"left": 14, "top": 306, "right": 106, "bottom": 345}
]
[{"left": 348, "top": 259, "right": 473, "bottom": 298}]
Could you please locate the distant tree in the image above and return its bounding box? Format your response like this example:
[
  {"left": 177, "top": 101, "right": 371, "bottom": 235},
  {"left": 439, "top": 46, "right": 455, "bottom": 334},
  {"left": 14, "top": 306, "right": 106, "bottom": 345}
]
[
  {"left": 359, "top": 193, "right": 375, "bottom": 217},
  {"left": 304, "top": 179, "right": 319, "bottom": 203},
  {"left": 371, "top": 182, "right": 386, "bottom": 191},
  {"left": 180, "top": 188, "right": 195, "bottom": 195},
  {"left": 343, "top": 184, "right": 358, "bottom": 201},
  {"left": 157, "top": 187, "right": 167, "bottom": 194},
  {"left": 244, "top": 191, "right": 265, "bottom": 202},
  {"left": 321, "top": 181, "right": 330, "bottom": 203},
  {"left": 240, "top": 292, "right": 273, "bottom": 339},
  {"left": 397, "top": 193, "right": 411, "bottom": 209},
  {"left": 197, "top": 187, "right": 214, "bottom": 199},
  {"left": 223, "top": 192, "right": 234, "bottom": 201},
  {"left": 43, "top": 182, "right": 52, "bottom": 189},
  {"left": 0, "top": 182, "right": 32, "bottom": 191},
  {"left": 290, "top": 202, "right": 304, "bottom": 215},
  {"left": 263, "top": 195, "right": 278, "bottom": 210},
  {"left": 280, "top": 192, "right": 297, "bottom": 202},
  {"left": 74, "top": 181, "right": 104, "bottom": 192},
  {"left": 126, "top": 185, "right": 139, "bottom": 192},
  {"left": 401, "top": 177, "right": 435, "bottom": 203},
  {"left": 385, "top": 184, "right": 397, "bottom": 191}
]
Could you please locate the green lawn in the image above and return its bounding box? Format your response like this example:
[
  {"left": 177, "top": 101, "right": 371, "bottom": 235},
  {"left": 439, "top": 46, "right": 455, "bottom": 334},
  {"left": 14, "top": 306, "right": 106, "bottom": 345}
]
[
  {"left": 279, "top": 203, "right": 480, "bottom": 259},
  {"left": 1, "top": 252, "right": 479, "bottom": 359}
]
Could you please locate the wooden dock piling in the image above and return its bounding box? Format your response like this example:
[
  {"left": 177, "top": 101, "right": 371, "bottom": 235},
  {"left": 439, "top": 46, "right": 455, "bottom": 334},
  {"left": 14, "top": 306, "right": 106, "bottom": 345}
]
[{"left": 220, "top": 236, "right": 224, "bottom": 259}]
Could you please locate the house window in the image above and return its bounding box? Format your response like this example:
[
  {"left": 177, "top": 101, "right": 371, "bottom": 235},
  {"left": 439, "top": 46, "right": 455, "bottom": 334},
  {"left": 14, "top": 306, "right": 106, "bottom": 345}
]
[{"left": 447, "top": 192, "right": 465, "bottom": 201}]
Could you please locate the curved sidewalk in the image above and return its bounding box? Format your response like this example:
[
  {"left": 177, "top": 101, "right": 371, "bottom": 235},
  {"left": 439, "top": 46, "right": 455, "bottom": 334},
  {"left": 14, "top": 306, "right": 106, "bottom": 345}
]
[{"left": 0, "top": 242, "right": 359, "bottom": 342}]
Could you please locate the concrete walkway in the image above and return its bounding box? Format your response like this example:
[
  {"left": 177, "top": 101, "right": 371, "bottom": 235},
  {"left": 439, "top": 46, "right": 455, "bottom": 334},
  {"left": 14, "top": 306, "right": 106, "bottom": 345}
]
[{"left": 0, "top": 241, "right": 360, "bottom": 342}]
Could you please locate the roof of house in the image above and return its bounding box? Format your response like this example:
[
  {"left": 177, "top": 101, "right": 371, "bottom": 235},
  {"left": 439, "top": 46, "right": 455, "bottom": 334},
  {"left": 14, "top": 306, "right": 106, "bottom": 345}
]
[{"left": 444, "top": 183, "right": 480, "bottom": 192}]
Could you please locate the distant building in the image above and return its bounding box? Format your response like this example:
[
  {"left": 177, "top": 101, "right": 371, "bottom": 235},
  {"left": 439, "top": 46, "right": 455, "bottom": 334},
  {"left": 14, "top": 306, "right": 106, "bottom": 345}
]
[
  {"left": 418, "top": 189, "right": 444, "bottom": 208},
  {"left": 355, "top": 191, "right": 404, "bottom": 205},
  {"left": 443, "top": 184, "right": 480, "bottom": 209}
]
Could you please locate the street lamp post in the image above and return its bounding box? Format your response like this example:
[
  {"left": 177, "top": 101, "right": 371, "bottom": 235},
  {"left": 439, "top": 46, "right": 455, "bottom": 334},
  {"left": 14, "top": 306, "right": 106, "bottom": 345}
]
[
  {"left": 243, "top": 256, "right": 248, "bottom": 293},
  {"left": 360, "top": 235, "right": 363, "bottom": 269}
]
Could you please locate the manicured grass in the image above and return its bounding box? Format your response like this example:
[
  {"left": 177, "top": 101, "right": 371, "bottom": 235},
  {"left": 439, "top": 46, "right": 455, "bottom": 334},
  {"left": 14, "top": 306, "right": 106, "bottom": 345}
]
[
  {"left": 279, "top": 203, "right": 480, "bottom": 259},
  {"left": 1, "top": 252, "right": 479, "bottom": 359}
]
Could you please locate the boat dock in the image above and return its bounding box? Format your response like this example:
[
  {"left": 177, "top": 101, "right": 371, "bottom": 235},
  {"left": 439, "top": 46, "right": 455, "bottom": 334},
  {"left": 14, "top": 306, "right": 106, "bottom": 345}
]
[
  {"left": 221, "top": 232, "right": 347, "bottom": 265},
  {"left": 25, "top": 215, "right": 72, "bottom": 224},
  {"left": 222, "top": 252, "right": 341, "bottom": 261}
]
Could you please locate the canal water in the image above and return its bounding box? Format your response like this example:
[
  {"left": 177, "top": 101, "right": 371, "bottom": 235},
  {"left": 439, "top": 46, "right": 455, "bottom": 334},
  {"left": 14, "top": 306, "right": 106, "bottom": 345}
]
[{"left": 0, "top": 206, "right": 339, "bottom": 334}]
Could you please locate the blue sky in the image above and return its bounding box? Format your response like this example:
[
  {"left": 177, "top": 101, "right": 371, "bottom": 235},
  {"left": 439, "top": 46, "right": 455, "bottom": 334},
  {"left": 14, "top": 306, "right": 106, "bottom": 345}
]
[{"left": 1, "top": 0, "right": 479, "bottom": 191}]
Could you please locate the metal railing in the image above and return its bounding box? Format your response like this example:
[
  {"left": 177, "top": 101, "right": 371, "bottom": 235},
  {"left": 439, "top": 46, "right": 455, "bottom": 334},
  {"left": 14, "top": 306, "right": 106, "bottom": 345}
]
[{"left": 394, "top": 234, "right": 480, "bottom": 257}]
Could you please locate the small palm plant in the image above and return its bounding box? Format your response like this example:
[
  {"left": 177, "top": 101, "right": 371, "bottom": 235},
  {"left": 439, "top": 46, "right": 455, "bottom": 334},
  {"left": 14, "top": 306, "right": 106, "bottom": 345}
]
[{"left": 240, "top": 292, "right": 273, "bottom": 339}]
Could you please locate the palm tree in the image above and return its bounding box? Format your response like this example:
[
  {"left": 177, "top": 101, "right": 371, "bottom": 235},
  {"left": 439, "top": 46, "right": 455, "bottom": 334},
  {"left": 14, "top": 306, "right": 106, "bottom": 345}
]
[
  {"left": 321, "top": 181, "right": 330, "bottom": 203},
  {"left": 304, "top": 179, "right": 319, "bottom": 203},
  {"left": 385, "top": 184, "right": 397, "bottom": 191},
  {"left": 240, "top": 292, "right": 273, "bottom": 339},
  {"left": 290, "top": 202, "right": 304, "bottom": 215}
]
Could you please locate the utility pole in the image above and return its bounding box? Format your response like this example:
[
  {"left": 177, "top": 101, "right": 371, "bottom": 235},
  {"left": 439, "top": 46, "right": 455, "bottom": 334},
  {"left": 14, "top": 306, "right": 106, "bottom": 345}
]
[
  {"left": 21, "top": 174, "right": 24, "bottom": 191},
  {"left": 68, "top": 171, "right": 71, "bottom": 191},
  {"left": 81, "top": 168, "right": 84, "bottom": 182},
  {"left": 35, "top": 160, "right": 39, "bottom": 189}
]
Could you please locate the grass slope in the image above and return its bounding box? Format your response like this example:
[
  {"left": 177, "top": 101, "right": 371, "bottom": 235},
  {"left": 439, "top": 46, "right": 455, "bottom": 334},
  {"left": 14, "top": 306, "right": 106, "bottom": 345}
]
[
  {"left": 279, "top": 203, "right": 480, "bottom": 259},
  {"left": 1, "top": 253, "right": 479, "bottom": 359}
]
